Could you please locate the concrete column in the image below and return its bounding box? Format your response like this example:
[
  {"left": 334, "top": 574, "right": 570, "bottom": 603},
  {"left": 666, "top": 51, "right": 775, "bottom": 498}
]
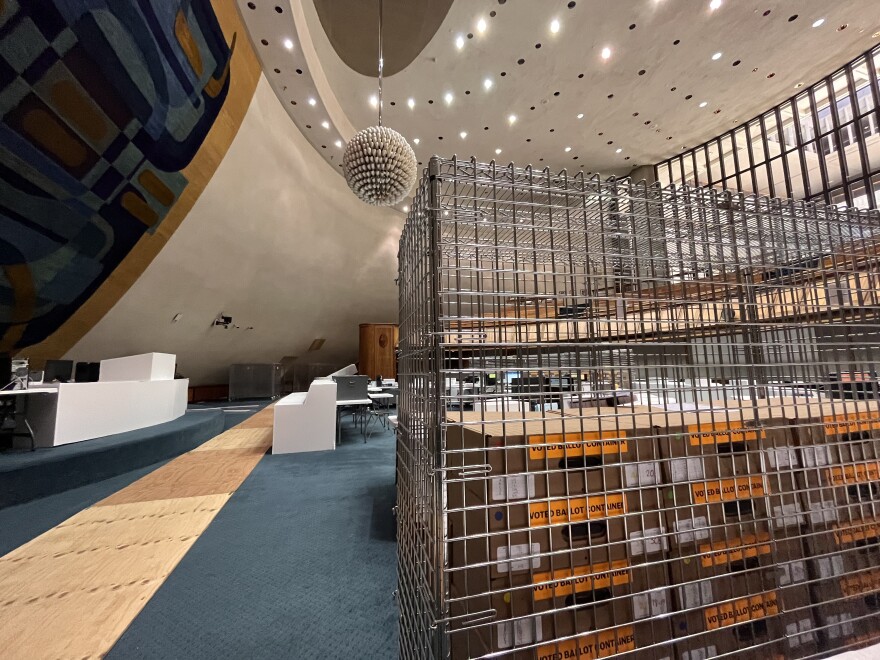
[{"left": 629, "top": 165, "right": 657, "bottom": 185}]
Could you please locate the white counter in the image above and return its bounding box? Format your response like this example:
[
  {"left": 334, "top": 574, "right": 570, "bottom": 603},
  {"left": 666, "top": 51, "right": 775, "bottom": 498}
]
[{"left": 27, "top": 378, "right": 188, "bottom": 447}]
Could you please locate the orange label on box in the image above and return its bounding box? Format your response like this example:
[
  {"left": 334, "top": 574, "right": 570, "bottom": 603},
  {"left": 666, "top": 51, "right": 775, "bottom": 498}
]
[
  {"left": 824, "top": 411, "right": 880, "bottom": 436},
  {"left": 528, "top": 494, "right": 627, "bottom": 526},
  {"left": 687, "top": 421, "right": 764, "bottom": 446},
  {"left": 699, "top": 532, "right": 772, "bottom": 567},
  {"left": 691, "top": 476, "right": 766, "bottom": 504},
  {"left": 532, "top": 559, "right": 630, "bottom": 601},
  {"left": 705, "top": 591, "right": 779, "bottom": 630},
  {"left": 536, "top": 625, "right": 635, "bottom": 660},
  {"left": 527, "top": 432, "right": 626, "bottom": 460},
  {"left": 834, "top": 517, "right": 880, "bottom": 546},
  {"left": 840, "top": 568, "right": 880, "bottom": 597},
  {"left": 826, "top": 461, "right": 880, "bottom": 486}
]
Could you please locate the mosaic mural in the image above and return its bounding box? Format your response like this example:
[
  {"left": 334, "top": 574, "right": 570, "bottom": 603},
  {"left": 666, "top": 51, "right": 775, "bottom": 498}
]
[{"left": 0, "top": 0, "right": 235, "bottom": 351}]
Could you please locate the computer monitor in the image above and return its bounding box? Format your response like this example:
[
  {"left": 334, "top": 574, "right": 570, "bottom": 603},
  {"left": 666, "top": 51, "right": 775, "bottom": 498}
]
[
  {"left": 74, "top": 361, "right": 100, "bottom": 383},
  {"left": 0, "top": 353, "right": 11, "bottom": 390},
  {"left": 44, "top": 359, "right": 74, "bottom": 383}
]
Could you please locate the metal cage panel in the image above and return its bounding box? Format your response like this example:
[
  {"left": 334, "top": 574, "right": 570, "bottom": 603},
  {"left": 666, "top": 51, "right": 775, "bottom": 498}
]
[{"left": 397, "top": 156, "right": 880, "bottom": 659}]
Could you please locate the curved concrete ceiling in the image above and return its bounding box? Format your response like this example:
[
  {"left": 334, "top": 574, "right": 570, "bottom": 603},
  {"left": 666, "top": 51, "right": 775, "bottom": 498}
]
[
  {"left": 65, "top": 76, "right": 401, "bottom": 386},
  {"left": 240, "top": 0, "right": 879, "bottom": 214},
  {"left": 313, "top": 0, "right": 453, "bottom": 77}
]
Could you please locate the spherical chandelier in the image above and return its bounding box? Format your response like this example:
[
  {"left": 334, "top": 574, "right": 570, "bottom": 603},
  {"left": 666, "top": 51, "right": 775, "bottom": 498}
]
[
  {"left": 343, "top": 126, "right": 416, "bottom": 206},
  {"left": 342, "top": 0, "right": 416, "bottom": 207}
]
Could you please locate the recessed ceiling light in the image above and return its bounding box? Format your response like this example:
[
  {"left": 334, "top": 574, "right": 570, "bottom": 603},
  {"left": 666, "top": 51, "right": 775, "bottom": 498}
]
[
  {"left": 283, "top": 38, "right": 294, "bottom": 50},
  {"left": 321, "top": 120, "right": 329, "bottom": 129},
  {"left": 308, "top": 97, "right": 317, "bottom": 106},
  {"left": 812, "top": 18, "right": 825, "bottom": 28},
  {"left": 794, "top": 82, "right": 804, "bottom": 88},
  {"left": 564, "top": 146, "right": 572, "bottom": 152},
  {"left": 709, "top": 0, "right": 721, "bottom": 10},
  {"left": 484, "top": 77, "right": 493, "bottom": 90},
  {"left": 699, "top": 101, "right": 708, "bottom": 108},
  {"left": 601, "top": 46, "right": 612, "bottom": 60},
  {"left": 495, "top": 148, "right": 502, "bottom": 155},
  {"left": 413, "top": 138, "right": 420, "bottom": 145},
  {"left": 550, "top": 18, "right": 560, "bottom": 33},
  {"left": 460, "top": 131, "right": 467, "bottom": 139},
  {"left": 508, "top": 114, "right": 517, "bottom": 124},
  {"left": 577, "top": 113, "right": 584, "bottom": 119},
  {"left": 455, "top": 34, "right": 465, "bottom": 50},
  {"left": 444, "top": 92, "right": 454, "bottom": 105},
  {"left": 402, "top": 205, "right": 409, "bottom": 212},
  {"left": 616, "top": 148, "right": 623, "bottom": 153},
  {"left": 369, "top": 95, "right": 378, "bottom": 108},
  {"left": 711, "top": 52, "right": 722, "bottom": 60},
  {"left": 407, "top": 97, "right": 415, "bottom": 109},
  {"left": 334, "top": 139, "right": 342, "bottom": 148},
  {"left": 477, "top": 17, "right": 487, "bottom": 34}
]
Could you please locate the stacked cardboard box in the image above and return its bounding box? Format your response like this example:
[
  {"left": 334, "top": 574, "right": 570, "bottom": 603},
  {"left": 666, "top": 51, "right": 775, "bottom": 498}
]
[
  {"left": 446, "top": 409, "right": 674, "bottom": 658},
  {"left": 445, "top": 397, "right": 880, "bottom": 658},
  {"left": 655, "top": 408, "right": 785, "bottom": 658},
  {"left": 788, "top": 400, "right": 880, "bottom": 647}
]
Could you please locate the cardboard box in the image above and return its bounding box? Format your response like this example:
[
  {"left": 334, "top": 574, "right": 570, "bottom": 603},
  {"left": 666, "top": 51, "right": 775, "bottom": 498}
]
[
  {"left": 801, "top": 514, "right": 880, "bottom": 646},
  {"left": 449, "top": 616, "right": 673, "bottom": 660},
  {"left": 657, "top": 414, "right": 771, "bottom": 546},
  {"left": 773, "top": 538, "right": 819, "bottom": 658},
  {"left": 449, "top": 559, "right": 673, "bottom": 659},
  {"left": 667, "top": 523, "right": 777, "bottom": 615},
  {"left": 670, "top": 591, "right": 781, "bottom": 660},
  {"left": 657, "top": 408, "right": 765, "bottom": 462},
  {"left": 446, "top": 410, "right": 664, "bottom": 505},
  {"left": 449, "top": 477, "right": 667, "bottom": 580},
  {"left": 662, "top": 473, "right": 769, "bottom": 548}
]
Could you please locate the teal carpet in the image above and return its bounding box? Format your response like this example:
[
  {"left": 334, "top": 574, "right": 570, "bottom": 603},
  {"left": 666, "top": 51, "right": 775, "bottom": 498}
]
[{"left": 106, "top": 421, "right": 398, "bottom": 659}]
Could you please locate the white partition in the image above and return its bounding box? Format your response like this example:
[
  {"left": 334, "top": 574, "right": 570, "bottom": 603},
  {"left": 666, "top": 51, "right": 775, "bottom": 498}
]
[
  {"left": 99, "top": 352, "right": 176, "bottom": 382},
  {"left": 28, "top": 379, "right": 188, "bottom": 447},
  {"left": 273, "top": 380, "right": 336, "bottom": 454}
]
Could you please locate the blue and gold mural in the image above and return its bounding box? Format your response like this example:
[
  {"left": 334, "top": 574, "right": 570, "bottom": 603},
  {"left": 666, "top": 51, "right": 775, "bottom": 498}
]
[{"left": 0, "top": 0, "right": 239, "bottom": 352}]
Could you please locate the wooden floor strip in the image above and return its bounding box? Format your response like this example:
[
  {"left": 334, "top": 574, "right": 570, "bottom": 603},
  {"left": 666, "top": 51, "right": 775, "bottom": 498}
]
[
  {"left": 193, "top": 427, "right": 272, "bottom": 453},
  {"left": 0, "top": 405, "right": 275, "bottom": 659}
]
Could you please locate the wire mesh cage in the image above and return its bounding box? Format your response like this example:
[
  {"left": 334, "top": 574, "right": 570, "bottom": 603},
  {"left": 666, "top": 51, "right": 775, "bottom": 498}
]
[{"left": 396, "top": 155, "right": 880, "bottom": 659}]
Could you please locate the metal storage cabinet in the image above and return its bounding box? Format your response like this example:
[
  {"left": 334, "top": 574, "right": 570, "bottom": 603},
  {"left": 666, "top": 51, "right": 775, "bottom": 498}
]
[{"left": 228, "top": 363, "right": 281, "bottom": 401}]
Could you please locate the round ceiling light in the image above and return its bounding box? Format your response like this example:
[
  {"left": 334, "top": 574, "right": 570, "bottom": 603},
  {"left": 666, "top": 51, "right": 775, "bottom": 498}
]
[{"left": 343, "top": 126, "right": 417, "bottom": 206}]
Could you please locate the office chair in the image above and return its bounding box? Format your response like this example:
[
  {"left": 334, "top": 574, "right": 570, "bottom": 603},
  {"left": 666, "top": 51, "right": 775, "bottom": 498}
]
[
  {"left": 333, "top": 375, "right": 371, "bottom": 442},
  {"left": 0, "top": 354, "right": 15, "bottom": 442}
]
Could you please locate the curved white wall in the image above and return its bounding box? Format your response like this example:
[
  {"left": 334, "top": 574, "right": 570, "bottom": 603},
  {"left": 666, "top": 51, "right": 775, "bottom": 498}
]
[{"left": 64, "top": 76, "right": 402, "bottom": 385}]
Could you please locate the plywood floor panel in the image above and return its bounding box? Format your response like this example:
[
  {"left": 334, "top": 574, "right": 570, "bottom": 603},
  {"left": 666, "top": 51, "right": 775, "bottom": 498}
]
[
  {"left": 0, "top": 402, "right": 273, "bottom": 659},
  {"left": 193, "top": 427, "right": 272, "bottom": 452},
  {"left": 0, "top": 496, "right": 229, "bottom": 659},
  {"left": 234, "top": 407, "right": 275, "bottom": 429},
  {"left": 2, "top": 496, "right": 228, "bottom": 565},
  {"left": 96, "top": 449, "right": 265, "bottom": 506}
]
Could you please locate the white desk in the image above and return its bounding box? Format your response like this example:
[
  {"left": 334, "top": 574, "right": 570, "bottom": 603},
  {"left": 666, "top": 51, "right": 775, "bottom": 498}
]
[
  {"left": 26, "top": 379, "right": 188, "bottom": 447},
  {"left": 336, "top": 398, "right": 373, "bottom": 444},
  {"left": 0, "top": 388, "right": 59, "bottom": 450}
]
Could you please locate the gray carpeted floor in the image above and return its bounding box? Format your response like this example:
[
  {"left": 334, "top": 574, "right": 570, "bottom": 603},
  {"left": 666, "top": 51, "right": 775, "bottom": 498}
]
[
  {"left": 0, "top": 458, "right": 173, "bottom": 556},
  {"left": 0, "top": 403, "right": 270, "bottom": 555},
  {"left": 107, "top": 421, "right": 398, "bottom": 659}
]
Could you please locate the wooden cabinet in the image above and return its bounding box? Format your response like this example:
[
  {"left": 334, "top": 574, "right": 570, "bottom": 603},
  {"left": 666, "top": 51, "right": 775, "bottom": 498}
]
[{"left": 359, "top": 323, "right": 398, "bottom": 380}]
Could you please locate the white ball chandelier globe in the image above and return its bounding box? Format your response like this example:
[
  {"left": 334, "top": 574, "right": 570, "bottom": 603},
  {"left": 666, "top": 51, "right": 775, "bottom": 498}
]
[{"left": 343, "top": 126, "right": 417, "bottom": 206}]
